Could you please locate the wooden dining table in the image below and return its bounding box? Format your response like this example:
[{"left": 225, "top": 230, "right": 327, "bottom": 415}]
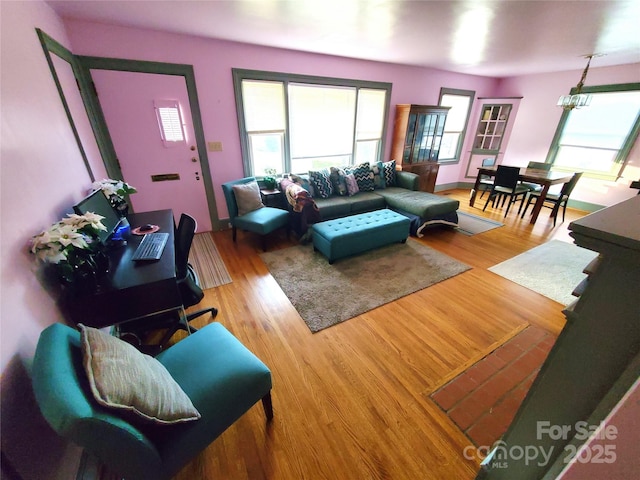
[{"left": 469, "top": 167, "right": 575, "bottom": 224}]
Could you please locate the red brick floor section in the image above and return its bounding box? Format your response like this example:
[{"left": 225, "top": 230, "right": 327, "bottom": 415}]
[{"left": 430, "top": 325, "right": 556, "bottom": 447}]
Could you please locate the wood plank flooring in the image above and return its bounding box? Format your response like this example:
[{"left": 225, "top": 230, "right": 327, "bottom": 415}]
[{"left": 172, "top": 189, "right": 587, "bottom": 480}]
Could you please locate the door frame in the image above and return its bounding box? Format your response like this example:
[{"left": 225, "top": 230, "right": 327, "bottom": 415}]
[
  {"left": 36, "top": 28, "right": 218, "bottom": 228},
  {"left": 75, "top": 56, "right": 218, "bottom": 228},
  {"left": 37, "top": 28, "right": 99, "bottom": 181}
]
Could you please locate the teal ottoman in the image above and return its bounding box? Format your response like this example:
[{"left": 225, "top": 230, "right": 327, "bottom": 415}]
[{"left": 312, "top": 209, "right": 410, "bottom": 263}]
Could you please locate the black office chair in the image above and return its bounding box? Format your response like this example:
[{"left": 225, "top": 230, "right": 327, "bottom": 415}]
[
  {"left": 482, "top": 165, "right": 529, "bottom": 217},
  {"left": 521, "top": 172, "right": 583, "bottom": 226},
  {"left": 120, "top": 214, "right": 218, "bottom": 351}
]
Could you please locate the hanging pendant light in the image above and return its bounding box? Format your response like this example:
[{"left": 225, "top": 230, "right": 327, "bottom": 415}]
[{"left": 557, "top": 55, "right": 598, "bottom": 111}]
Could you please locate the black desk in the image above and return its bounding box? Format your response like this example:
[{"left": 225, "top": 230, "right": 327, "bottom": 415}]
[{"left": 62, "top": 209, "right": 181, "bottom": 329}]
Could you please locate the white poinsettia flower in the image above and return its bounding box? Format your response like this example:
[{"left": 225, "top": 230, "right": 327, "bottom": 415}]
[
  {"left": 38, "top": 245, "right": 67, "bottom": 263},
  {"left": 62, "top": 212, "right": 106, "bottom": 231},
  {"left": 92, "top": 178, "right": 136, "bottom": 198},
  {"left": 82, "top": 212, "right": 107, "bottom": 231},
  {"left": 62, "top": 213, "right": 88, "bottom": 228},
  {"left": 31, "top": 230, "right": 54, "bottom": 253},
  {"left": 56, "top": 224, "right": 89, "bottom": 249}
]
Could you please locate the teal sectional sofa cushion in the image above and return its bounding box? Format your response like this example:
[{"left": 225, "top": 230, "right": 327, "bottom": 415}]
[{"left": 375, "top": 189, "right": 459, "bottom": 219}]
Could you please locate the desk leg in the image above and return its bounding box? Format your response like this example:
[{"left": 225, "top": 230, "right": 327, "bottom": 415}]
[
  {"left": 530, "top": 183, "right": 550, "bottom": 224},
  {"left": 470, "top": 173, "right": 482, "bottom": 207}
]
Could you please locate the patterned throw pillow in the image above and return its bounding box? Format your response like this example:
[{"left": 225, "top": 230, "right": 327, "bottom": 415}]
[
  {"left": 329, "top": 167, "right": 348, "bottom": 196},
  {"left": 382, "top": 160, "right": 397, "bottom": 187},
  {"left": 370, "top": 162, "right": 386, "bottom": 189},
  {"left": 308, "top": 169, "right": 334, "bottom": 198},
  {"left": 344, "top": 173, "right": 359, "bottom": 196},
  {"left": 345, "top": 162, "right": 375, "bottom": 192}
]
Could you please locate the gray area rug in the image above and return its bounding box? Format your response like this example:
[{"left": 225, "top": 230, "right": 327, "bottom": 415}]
[
  {"left": 260, "top": 239, "right": 471, "bottom": 333},
  {"left": 189, "top": 233, "right": 232, "bottom": 289},
  {"left": 489, "top": 240, "right": 599, "bottom": 305},
  {"left": 456, "top": 211, "right": 504, "bottom": 236}
]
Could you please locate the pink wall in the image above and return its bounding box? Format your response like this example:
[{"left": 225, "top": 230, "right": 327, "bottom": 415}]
[
  {"left": 61, "top": 19, "right": 499, "bottom": 219},
  {"left": 0, "top": 2, "right": 96, "bottom": 478}
]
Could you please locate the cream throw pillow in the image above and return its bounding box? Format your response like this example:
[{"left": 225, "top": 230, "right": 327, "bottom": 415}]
[
  {"left": 232, "top": 181, "right": 264, "bottom": 216},
  {"left": 79, "top": 324, "right": 201, "bottom": 425}
]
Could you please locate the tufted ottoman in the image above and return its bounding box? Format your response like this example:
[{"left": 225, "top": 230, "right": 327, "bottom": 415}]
[{"left": 312, "top": 209, "right": 410, "bottom": 263}]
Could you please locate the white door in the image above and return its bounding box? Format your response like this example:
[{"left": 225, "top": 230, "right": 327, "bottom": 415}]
[{"left": 90, "top": 70, "right": 211, "bottom": 231}]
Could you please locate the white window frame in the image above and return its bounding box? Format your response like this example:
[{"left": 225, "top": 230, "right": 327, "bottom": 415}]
[
  {"left": 232, "top": 69, "right": 392, "bottom": 177},
  {"left": 438, "top": 88, "right": 475, "bottom": 164},
  {"left": 154, "top": 99, "right": 186, "bottom": 147},
  {"left": 547, "top": 83, "right": 640, "bottom": 180}
]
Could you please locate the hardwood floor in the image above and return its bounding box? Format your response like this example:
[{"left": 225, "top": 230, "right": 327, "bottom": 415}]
[{"left": 172, "top": 189, "right": 588, "bottom": 480}]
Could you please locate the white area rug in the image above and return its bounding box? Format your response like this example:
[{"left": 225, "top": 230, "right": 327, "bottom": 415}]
[{"left": 488, "top": 240, "right": 599, "bottom": 305}]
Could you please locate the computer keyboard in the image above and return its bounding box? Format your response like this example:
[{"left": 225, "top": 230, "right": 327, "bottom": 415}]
[{"left": 131, "top": 232, "right": 169, "bottom": 261}]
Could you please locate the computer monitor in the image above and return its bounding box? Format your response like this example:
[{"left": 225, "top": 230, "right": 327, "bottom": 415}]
[{"left": 73, "top": 189, "right": 122, "bottom": 244}]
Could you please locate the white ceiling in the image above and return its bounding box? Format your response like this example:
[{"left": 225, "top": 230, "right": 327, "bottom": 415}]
[{"left": 47, "top": 0, "right": 640, "bottom": 77}]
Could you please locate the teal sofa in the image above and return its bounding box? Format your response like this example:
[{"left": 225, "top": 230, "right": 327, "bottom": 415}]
[{"left": 283, "top": 169, "right": 459, "bottom": 237}]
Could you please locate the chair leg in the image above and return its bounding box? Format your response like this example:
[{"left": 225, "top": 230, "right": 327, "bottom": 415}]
[
  {"left": 232, "top": 226, "right": 237, "bottom": 243},
  {"left": 261, "top": 235, "right": 267, "bottom": 252},
  {"left": 549, "top": 201, "right": 562, "bottom": 226},
  {"left": 261, "top": 391, "right": 274, "bottom": 421},
  {"left": 521, "top": 195, "right": 534, "bottom": 219},
  {"left": 482, "top": 191, "right": 494, "bottom": 211},
  {"left": 504, "top": 195, "right": 513, "bottom": 218},
  {"left": 518, "top": 193, "right": 528, "bottom": 215}
]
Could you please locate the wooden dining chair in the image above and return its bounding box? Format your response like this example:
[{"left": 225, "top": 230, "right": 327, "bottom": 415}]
[
  {"left": 521, "top": 161, "right": 551, "bottom": 192},
  {"left": 479, "top": 157, "right": 496, "bottom": 199},
  {"left": 521, "top": 172, "right": 583, "bottom": 225},
  {"left": 482, "top": 165, "right": 530, "bottom": 217}
]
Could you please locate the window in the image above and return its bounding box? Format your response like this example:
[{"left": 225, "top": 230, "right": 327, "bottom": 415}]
[
  {"left": 438, "top": 88, "right": 475, "bottom": 162},
  {"left": 154, "top": 100, "right": 186, "bottom": 147},
  {"left": 233, "top": 69, "right": 391, "bottom": 176},
  {"left": 548, "top": 84, "right": 640, "bottom": 179}
]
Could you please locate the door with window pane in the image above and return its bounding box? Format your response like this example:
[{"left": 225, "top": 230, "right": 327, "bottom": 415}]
[{"left": 90, "top": 70, "right": 211, "bottom": 230}]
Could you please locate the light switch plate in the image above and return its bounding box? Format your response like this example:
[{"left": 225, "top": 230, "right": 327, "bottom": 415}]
[{"left": 207, "top": 141, "right": 223, "bottom": 152}]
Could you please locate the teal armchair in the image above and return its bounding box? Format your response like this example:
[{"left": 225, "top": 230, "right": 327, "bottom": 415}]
[
  {"left": 31, "top": 322, "right": 273, "bottom": 480},
  {"left": 222, "top": 177, "right": 289, "bottom": 251}
]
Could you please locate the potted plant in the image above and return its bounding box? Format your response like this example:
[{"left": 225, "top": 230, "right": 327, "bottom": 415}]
[
  {"left": 263, "top": 168, "right": 277, "bottom": 190},
  {"left": 92, "top": 178, "right": 137, "bottom": 218},
  {"left": 31, "top": 212, "right": 110, "bottom": 290}
]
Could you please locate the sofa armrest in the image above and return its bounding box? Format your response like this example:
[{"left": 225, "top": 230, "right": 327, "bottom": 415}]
[{"left": 396, "top": 171, "right": 419, "bottom": 191}]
